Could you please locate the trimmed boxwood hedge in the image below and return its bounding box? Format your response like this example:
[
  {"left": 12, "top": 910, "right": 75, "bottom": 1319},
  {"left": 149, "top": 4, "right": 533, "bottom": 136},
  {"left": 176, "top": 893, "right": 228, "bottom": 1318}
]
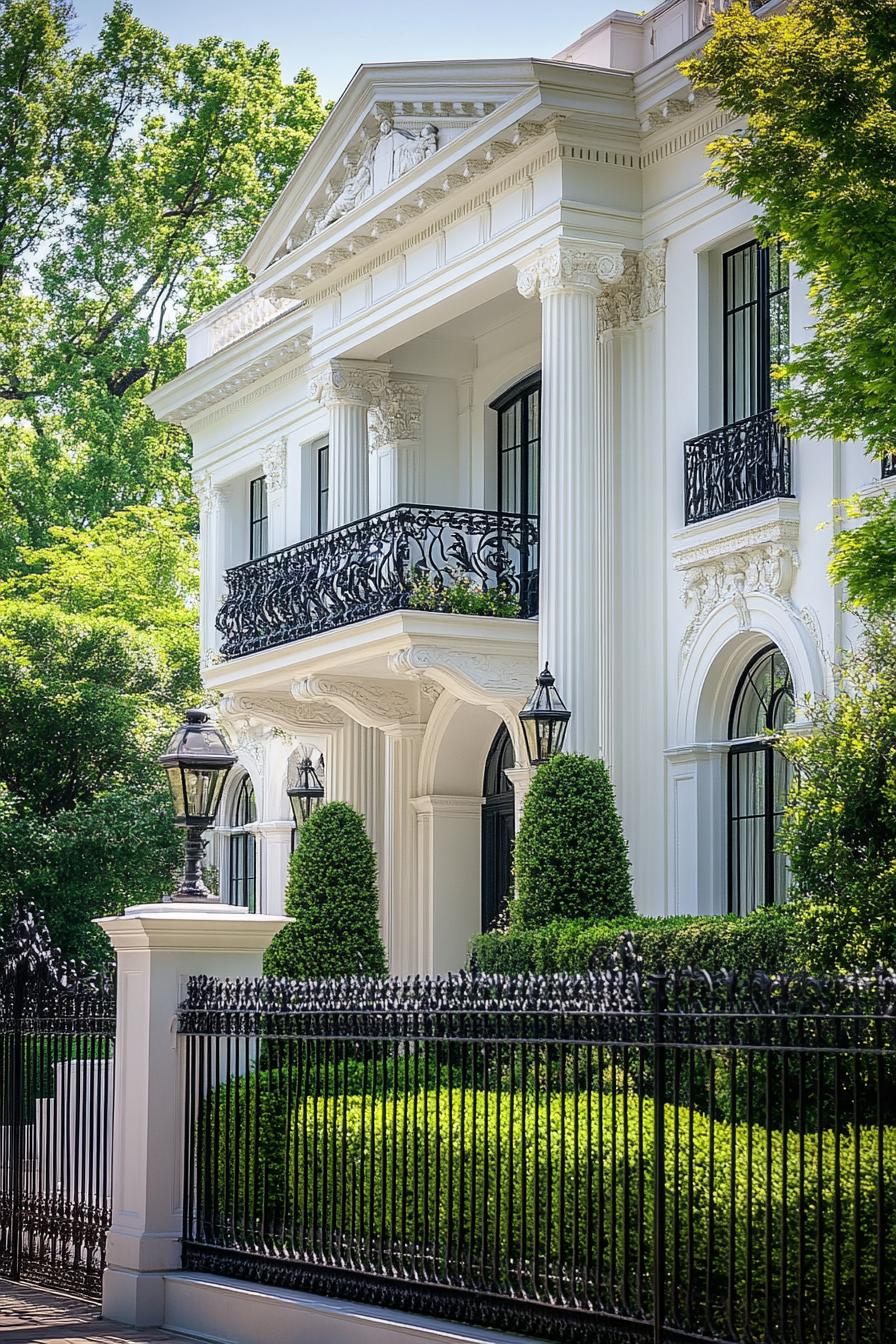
[
  {"left": 208, "top": 1075, "right": 896, "bottom": 1341},
  {"left": 511, "top": 753, "right": 634, "bottom": 929},
  {"left": 470, "top": 906, "right": 802, "bottom": 976}
]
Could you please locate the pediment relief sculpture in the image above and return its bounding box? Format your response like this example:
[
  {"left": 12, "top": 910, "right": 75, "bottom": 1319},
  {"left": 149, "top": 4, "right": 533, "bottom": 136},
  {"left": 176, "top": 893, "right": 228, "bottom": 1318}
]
[{"left": 314, "top": 118, "right": 439, "bottom": 235}]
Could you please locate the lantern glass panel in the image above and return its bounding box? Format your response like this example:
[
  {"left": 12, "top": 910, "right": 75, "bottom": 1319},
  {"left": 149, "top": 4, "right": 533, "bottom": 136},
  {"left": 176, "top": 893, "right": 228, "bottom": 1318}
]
[{"left": 166, "top": 767, "right": 188, "bottom": 822}]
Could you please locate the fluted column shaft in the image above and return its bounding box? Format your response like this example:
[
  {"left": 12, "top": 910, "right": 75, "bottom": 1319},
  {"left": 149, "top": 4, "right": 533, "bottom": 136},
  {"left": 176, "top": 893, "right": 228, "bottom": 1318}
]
[
  {"left": 311, "top": 360, "right": 389, "bottom": 529},
  {"left": 382, "top": 724, "right": 424, "bottom": 978},
  {"left": 369, "top": 379, "right": 425, "bottom": 511},
  {"left": 329, "top": 715, "right": 384, "bottom": 859},
  {"left": 517, "top": 241, "right": 623, "bottom": 758}
]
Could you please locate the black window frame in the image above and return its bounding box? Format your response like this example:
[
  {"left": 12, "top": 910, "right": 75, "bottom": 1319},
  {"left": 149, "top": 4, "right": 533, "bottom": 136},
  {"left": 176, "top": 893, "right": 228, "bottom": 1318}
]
[
  {"left": 228, "top": 774, "right": 257, "bottom": 912},
  {"left": 317, "top": 443, "right": 330, "bottom": 535},
  {"left": 727, "top": 645, "right": 795, "bottom": 917},
  {"left": 723, "top": 238, "right": 789, "bottom": 427},
  {"left": 490, "top": 373, "right": 541, "bottom": 613},
  {"left": 249, "top": 475, "right": 268, "bottom": 560}
]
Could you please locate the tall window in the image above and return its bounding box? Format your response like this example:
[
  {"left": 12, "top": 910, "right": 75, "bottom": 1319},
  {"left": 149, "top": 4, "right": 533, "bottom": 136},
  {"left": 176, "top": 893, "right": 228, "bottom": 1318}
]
[
  {"left": 228, "top": 775, "right": 256, "bottom": 911},
  {"left": 490, "top": 375, "right": 540, "bottom": 610},
  {"left": 249, "top": 476, "right": 268, "bottom": 559},
  {"left": 317, "top": 444, "right": 330, "bottom": 534},
  {"left": 728, "top": 645, "right": 795, "bottom": 916},
  {"left": 481, "top": 725, "right": 515, "bottom": 932},
  {"left": 723, "top": 239, "right": 789, "bottom": 424}
]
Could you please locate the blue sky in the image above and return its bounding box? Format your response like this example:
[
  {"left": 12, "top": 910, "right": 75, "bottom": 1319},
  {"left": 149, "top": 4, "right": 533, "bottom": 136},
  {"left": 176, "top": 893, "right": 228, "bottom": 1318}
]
[{"left": 71, "top": 1, "right": 610, "bottom": 103}]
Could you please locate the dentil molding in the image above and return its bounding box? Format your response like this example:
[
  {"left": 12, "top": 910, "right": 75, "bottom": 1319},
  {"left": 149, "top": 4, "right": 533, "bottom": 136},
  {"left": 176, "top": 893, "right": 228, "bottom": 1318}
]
[
  {"left": 309, "top": 359, "right": 391, "bottom": 408},
  {"left": 516, "top": 240, "right": 625, "bottom": 301},
  {"left": 169, "top": 332, "right": 311, "bottom": 425}
]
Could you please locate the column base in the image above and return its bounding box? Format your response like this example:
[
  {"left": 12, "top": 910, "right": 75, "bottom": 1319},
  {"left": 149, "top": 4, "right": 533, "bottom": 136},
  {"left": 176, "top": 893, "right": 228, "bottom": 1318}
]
[{"left": 102, "top": 1266, "right": 166, "bottom": 1327}]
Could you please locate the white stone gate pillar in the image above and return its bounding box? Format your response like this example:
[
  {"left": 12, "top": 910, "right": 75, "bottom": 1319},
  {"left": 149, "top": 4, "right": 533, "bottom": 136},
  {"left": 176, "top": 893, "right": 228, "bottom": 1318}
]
[
  {"left": 310, "top": 360, "right": 389, "bottom": 528},
  {"left": 516, "top": 240, "right": 624, "bottom": 758},
  {"left": 97, "top": 903, "right": 288, "bottom": 1327}
]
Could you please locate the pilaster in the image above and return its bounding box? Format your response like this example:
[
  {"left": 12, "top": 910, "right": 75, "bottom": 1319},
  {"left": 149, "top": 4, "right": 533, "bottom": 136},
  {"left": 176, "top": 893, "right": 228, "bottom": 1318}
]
[
  {"left": 329, "top": 714, "right": 385, "bottom": 860},
  {"left": 261, "top": 436, "right": 288, "bottom": 552},
  {"left": 310, "top": 360, "right": 390, "bottom": 527},
  {"left": 368, "top": 378, "right": 426, "bottom": 511},
  {"left": 412, "top": 794, "right": 483, "bottom": 974},
  {"left": 504, "top": 763, "right": 536, "bottom": 834},
  {"left": 193, "top": 472, "right": 226, "bottom": 671},
  {"left": 382, "top": 723, "right": 424, "bottom": 977}
]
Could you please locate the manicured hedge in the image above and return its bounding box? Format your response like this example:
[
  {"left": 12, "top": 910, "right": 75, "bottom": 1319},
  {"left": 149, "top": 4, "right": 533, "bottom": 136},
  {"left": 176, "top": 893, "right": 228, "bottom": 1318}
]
[
  {"left": 208, "top": 1076, "right": 896, "bottom": 1341},
  {"left": 470, "top": 906, "right": 802, "bottom": 976}
]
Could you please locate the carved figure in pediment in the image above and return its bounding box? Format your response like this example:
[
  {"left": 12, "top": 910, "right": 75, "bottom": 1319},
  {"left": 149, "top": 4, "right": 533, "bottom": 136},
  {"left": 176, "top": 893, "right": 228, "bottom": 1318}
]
[{"left": 313, "top": 118, "right": 439, "bottom": 234}]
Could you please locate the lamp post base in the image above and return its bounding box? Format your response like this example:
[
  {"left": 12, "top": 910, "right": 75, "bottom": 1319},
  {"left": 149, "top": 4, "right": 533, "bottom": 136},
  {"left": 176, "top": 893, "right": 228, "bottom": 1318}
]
[{"left": 164, "top": 827, "right": 221, "bottom": 904}]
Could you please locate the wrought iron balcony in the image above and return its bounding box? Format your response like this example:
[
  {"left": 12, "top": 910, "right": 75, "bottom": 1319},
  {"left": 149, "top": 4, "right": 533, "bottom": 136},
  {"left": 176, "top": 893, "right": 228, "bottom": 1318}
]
[
  {"left": 684, "top": 408, "right": 793, "bottom": 525},
  {"left": 882, "top": 453, "right": 896, "bottom": 480},
  {"left": 216, "top": 504, "right": 539, "bottom": 660}
]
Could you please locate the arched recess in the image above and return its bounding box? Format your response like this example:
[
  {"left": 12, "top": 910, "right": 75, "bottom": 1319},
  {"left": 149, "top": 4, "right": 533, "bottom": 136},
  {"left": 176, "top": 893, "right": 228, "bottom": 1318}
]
[
  {"left": 217, "top": 768, "right": 257, "bottom": 909},
  {"left": 414, "top": 695, "right": 519, "bottom": 974},
  {"left": 669, "top": 593, "right": 826, "bottom": 918}
]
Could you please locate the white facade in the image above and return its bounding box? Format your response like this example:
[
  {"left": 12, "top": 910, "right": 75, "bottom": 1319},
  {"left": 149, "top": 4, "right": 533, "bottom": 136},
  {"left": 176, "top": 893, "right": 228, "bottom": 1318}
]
[{"left": 148, "top": 0, "right": 889, "bottom": 976}]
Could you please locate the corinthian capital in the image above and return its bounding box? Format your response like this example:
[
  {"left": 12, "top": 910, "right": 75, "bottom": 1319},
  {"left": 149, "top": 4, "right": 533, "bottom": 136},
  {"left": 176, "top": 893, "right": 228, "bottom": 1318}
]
[
  {"left": 516, "top": 240, "right": 625, "bottom": 300},
  {"left": 309, "top": 359, "right": 390, "bottom": 408},
  {"left": 193, "top": 470, "right": 223, "bottom": 517},
  {"left": 369, "top": 380, "right": 426, "bottom": 452}
]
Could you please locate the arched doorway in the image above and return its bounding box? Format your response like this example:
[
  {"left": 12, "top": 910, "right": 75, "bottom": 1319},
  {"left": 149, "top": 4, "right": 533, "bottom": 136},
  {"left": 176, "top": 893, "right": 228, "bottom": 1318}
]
[
  {"left": 481, "top": 725, "right": 515, "bottom": 931},
  {"left": 728, "top": 644, "right": 795, "bottom": 914}
]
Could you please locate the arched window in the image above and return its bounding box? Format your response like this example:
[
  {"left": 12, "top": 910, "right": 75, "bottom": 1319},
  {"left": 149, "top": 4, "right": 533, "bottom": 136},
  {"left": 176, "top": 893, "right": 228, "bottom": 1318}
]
[
  {"left": 728, "top": 645, "right": 795, "bottom": 915},
  {"left": 490, "top": 375, "right": 540, "bottom": 614},
  {"left": 481, "top": 725, "right": 515, "bottom": 932},
  {"left": 228, "top": 774, "right": 256, "bottom": 911}
]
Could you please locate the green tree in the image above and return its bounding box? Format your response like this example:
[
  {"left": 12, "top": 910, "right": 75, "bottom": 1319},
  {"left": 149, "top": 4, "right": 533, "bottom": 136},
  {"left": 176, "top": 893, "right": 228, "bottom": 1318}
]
[
  {"left": 828, "top": 494, "right": 896, "bottom": 617},
  {"left": 265, "top": 803, "right": 387, "bottom": 980},
  {"left": 0, "top": 599, "right": 185, "bottom": 962},
  {"left": 510, "top": 754, "right": 634, "bottom": 931},
  {"left": 0, "top": 0, "right": 327, "bottom": 553},
  {"left": 684, "top": 0, "right": 896, "bottom": 462},
  {"left": 777, "top": 622, "right": 896, "bottom": 972}
]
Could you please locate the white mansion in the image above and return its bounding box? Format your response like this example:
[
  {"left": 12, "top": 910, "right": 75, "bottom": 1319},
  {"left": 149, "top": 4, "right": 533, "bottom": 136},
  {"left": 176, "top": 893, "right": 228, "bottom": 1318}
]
[{"left": 148, "top": 0, "right": 886, "bottom": 976}]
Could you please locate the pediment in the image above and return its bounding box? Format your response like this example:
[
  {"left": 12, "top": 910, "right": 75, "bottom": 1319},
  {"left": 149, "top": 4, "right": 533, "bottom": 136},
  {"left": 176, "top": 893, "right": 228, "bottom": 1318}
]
[{"left": 243, "top": 61, "right": 542, "bottom": 276}]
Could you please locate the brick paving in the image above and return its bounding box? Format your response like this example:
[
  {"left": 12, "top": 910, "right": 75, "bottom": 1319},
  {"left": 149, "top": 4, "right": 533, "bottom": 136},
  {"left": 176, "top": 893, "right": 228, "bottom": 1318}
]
[{"left": 0, "top": 1281, "right": 203, "bottom": 1343}]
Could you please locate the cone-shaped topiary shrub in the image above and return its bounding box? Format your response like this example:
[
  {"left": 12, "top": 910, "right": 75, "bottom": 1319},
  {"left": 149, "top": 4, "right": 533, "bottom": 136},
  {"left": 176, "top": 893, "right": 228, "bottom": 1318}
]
[
  {"left": 264, "top": 801, "right": 387, "bottom": 979},
  {"left": 510, "top": 752, "right": 634, "bottom": 930}
]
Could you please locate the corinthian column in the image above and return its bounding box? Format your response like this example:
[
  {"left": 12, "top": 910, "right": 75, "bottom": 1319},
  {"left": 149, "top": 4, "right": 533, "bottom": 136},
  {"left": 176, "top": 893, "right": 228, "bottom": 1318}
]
[
  {"left": 516, "top": 239, "right": 624, "bottom": 759},
  {"left": 310, "top": 360, "right": 389, "bottom": 528}
]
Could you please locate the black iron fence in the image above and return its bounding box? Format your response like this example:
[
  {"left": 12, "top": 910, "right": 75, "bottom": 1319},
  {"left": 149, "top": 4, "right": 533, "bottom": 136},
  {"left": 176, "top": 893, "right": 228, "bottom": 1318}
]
[
  {"left": 178, "top": 942, "right": 896, "bottom": 1344},
  {"left": 216, "top": 504, "right": 539, "bottom": 659},
  {"left": 0, "top": 907, "right": 116, "bottom": 1298},
  {"left": 684, "top": 409, "right": 792, "bottom": 524}
]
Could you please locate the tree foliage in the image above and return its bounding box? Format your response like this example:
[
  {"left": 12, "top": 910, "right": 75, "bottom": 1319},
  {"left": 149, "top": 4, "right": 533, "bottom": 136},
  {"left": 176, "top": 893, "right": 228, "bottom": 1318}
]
[
  {"left": 776, "top": 622, "right": 896, "bottom": 972},
  {"left": 0, "top": 0, "right": 327, "bottom": 552},
  {"left": 0, "top": 2, "right": 328, "bottom": 958},
  {"left": 510, "top": 754, "right": 634, "bottom": 931},
  {"left": 264, "top": 803, "right": 387, "bottom": 981},
  {"left": 685, "top": 0, "right": 896, "bottom": 460}
]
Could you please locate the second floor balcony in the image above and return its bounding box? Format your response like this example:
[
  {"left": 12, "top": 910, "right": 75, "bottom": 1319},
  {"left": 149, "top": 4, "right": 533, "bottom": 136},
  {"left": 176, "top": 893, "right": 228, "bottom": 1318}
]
[
  {"left": 684, "top": 408, "right": 793, "bottom": 526},
  {"left": 216, "top": 505, "right": 539, "bottom": 660}
]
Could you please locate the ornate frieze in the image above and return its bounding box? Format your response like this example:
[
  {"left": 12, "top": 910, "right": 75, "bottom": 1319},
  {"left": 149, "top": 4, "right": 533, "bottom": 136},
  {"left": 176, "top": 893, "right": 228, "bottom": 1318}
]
[
  {"left": 389, "top": 646, "right": 535, "bottom": 701},
  {"left": 261, "top": 436, "right": 287, "bottom": 490},
  {"left": 675, "top": 518, "right": 800, "bottom": 668},
  {"left": 368, "top": 381, "right": 426, "bottom": 451},
  {"left": 291, "top": 676, "right": 420, "bottom": 729},
  {"left": 309, "top": 359, "right": 390, "bottom": 408},
  {"left": 220, "top": 692, "right": 341, "bottom": 730},
  {"left": 312, "top": 117, "right": 439, "bottom": 236},
  {"left": 516, "top": 240, "right": 625, "bottom": 300},
  {"left": 167, "top": 332, "right": 311, "bottom": 425}
]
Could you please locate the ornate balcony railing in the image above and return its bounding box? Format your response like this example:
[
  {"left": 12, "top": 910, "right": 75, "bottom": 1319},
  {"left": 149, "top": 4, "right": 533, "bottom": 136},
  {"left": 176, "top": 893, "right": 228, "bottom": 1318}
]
[
  {"left": 882, "top": 453, "right": 896, "bottom": 480},
  {"left": 684, "top": 408, "right": 793, "bottom": 525},
  {"left": 216, "top": 504, "right": 539, "bottom": 660}
]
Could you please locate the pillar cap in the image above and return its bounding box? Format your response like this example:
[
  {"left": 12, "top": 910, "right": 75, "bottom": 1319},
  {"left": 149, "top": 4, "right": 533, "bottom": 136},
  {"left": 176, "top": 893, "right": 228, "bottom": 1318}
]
[{"left": 95, "top": 903, "right": 290, "bottom": 953}]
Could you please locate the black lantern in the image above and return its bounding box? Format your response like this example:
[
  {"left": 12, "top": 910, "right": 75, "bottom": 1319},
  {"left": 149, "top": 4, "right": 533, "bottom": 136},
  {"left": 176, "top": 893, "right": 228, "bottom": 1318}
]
[
  {"left": 518, "top": 663, "right": 571, "bottom": 767},
  {"left": 159, "top": 708, "right": 237, "bottom": 901},
  {"left": 288, "top": 757, "right": 325, "bottom": 827}
]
